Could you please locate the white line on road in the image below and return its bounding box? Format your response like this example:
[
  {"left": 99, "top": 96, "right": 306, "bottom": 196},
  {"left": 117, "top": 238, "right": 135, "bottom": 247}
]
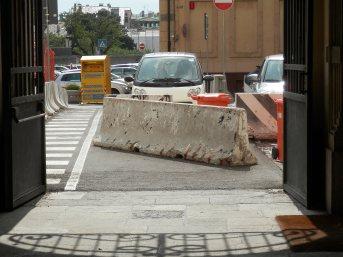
[
  {"left": 48, "top": 122, "right": 89, "bottom": 124},
  {"left": 47, "top": 179, "right": 61, "bottom": 185},
  {"left": 46, "top": 153, "right": 73, "bottom": 158},
  {"left": 46, "top": 132, "right": 84, "bottom": 136},
  {"left": 47, "top": 169, "right": 66, "bottom": 175},
  {"left": 46, "top": 141, "right": 79, "bottom": 145},
  {"left": 46, "top": 125, "right": 88, "bottom": 127},
  {"left": 65, "top": 111, "right": 101, "bottom": 191},
  {"left": 52, "top": 119, "right": 90, "bottom": 121},
  {"left": 46, "top": 160, "right": 70, "bottom": 166},
  {"left": 46, "top": 128, "right": 86, "bottom": 131},
  {"left": 46, "top": 136, "right": 82, "bottom": 140},
  {"left": 46, "top": 147, "right": 76, "bottom": 151}
]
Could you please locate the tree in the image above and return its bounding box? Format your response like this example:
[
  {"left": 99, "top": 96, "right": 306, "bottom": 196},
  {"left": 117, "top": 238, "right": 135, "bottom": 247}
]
[
  {"left": 49, "top": 33, "right": 66, "bottom": 48},
  {"left": 63, "top": 10, "right": 135, "bottom": 55}
]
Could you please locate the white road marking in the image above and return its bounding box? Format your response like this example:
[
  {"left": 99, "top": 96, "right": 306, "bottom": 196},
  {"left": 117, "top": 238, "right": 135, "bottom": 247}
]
[
  {"left": 46, "top": 153, "right": 73, "bottom": 158},
  {"left": 46, "top": 136, "right": 82, "bottom": 140},
  {"left": 46, "top": 160, "right": 70, "bottom": 166},
  {"left": 46, "top": 132, "right": 84, "bottom": 136},
  {"left": 65, "top": 111, "right": 102, "bottom": 191},
  {"left": 46, "top": 128, "right": 86, "bottom": 131},
  {"left": 48, "top": 122, "right": 89, "bottom": 124},
  {"left": 46, "top": 141, "right": 79, "bottom": 145},
  {"left": 53, "top": 119, "right": 90, "bottom": 121},
  {"left": 46, "top": 147, "right": 76, "bottom": 151},
  {"left": 46, "top": 125, "right": 88, "bottom": 127},
  {"left": 47, "top": 179, "right": 61, "bottom": 185},
  {"left": 47, "top": 169, "right": 66, "bottom": 175}
]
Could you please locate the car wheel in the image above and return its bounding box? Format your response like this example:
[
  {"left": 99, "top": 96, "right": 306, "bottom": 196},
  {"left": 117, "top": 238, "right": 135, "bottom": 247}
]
[{"left": 111, "top": 89, "right": 120, "bottom": 95}]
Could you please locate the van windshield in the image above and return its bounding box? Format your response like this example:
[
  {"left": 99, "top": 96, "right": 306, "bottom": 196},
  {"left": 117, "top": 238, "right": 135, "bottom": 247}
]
[
  {"left": 137, "top": 56, "right": 201, "bottom": 84},
  {"left": 262, "top": 60, "right": 283, "bottom": 82}
]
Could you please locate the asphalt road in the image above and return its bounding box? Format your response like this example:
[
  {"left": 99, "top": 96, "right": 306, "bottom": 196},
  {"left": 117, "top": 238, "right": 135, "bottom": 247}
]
[{"left": 46, "top": 105, "right": 282, "bottom": 192}]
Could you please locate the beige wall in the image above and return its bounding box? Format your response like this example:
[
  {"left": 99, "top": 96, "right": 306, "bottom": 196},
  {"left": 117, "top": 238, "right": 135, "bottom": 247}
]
[{"left": 160, "top": 0, "right": 284, "bottom": 73}]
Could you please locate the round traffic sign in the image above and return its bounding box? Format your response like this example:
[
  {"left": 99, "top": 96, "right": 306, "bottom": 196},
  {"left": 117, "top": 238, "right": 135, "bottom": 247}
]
[
  {"left": 139, "top": 42, "right": 145, "bottom": 51},
  {"left": 213, "top": 0, "right": 234, "bottom": 11}
]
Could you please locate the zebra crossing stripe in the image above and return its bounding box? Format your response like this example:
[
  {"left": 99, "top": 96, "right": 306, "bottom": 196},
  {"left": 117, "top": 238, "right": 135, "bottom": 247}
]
[
  {"left": 46, "top": 160, "right": 69, "bottom": 166},
  {"left": 46, "top": 153, "right": 73, "bottom": 158},
  {"left": 47, "top": 169, "right": 66, "bottom": 175},
  {"left": 47, "top": 179, "right": 61, "bottom": 185},
  {"left": 46, "top": 147, "right": 76, "bottom": 151},
  {"left": 46, "top": 141, "right": 79, "bottom": 145}
]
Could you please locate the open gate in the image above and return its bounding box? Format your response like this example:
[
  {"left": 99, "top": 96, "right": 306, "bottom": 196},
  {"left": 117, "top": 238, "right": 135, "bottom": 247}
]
[
  {"left": 0, "top": 0, "right": 46, "bottom": 211},
  {"left": 284, "top": 0, "right": 311, "bottom": 207}
]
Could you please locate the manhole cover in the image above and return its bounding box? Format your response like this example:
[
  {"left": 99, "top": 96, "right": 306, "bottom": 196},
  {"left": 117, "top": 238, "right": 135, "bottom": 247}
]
[{"left": 132, "top": 210, "right": 184, "bottom": 219}]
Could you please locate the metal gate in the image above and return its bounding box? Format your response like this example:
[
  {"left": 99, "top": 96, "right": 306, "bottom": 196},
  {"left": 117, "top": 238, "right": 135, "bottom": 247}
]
[
  {"left": 283, "top": 0, "right": 313, "bottom": 207},
  {"left": 1, "top": 0, "right": 46, "bottom": 211}
]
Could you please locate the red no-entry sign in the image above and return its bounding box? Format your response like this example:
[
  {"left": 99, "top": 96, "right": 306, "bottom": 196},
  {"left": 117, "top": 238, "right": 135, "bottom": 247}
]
[
  {"left": 139, "top": 42, "right": 145, "bottom": 51},
  {"left": 213, "top": 0, "right": 234, "bottom": 11}
]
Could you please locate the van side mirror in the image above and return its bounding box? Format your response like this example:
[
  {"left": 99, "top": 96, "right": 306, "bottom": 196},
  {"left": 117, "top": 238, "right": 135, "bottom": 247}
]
[
  {"left": 203, "top": 75, "right": 214, "bottom": 82},
  {"left": 245, "top": 73, "right": 259, "bottom": 85},
  {"left": 124, "top": 76, "right": 134, "bottom": 83}
]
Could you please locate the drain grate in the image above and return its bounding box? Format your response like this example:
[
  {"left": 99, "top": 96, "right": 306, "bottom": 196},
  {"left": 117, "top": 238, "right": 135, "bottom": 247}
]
[{"left": 132, "top": 210, "right": 184, "bottom": 219}]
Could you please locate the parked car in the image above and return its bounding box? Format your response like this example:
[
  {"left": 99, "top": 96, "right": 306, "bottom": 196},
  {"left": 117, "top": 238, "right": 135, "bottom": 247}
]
[
  {"left": 125, "top": 52, "right": 214, "bottom": 103},
  {"left": 111, "top": 63, "right": 139, "bottom": 68},
  {"left": 111, "top": 66, "right": 137, "bottom": 78},
  {"left": 54, "top": 65, "right": 69, "bottom": 72},
  {"left": 54, "top": 70, "right": 131, "bottom": 94},
  {"left": 244, "top": 54, "right": 284, "bottom": 94}
]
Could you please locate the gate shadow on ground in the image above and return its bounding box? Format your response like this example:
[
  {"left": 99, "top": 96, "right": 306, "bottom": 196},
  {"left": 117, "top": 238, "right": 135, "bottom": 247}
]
[{"left": 0, "top": 231, "right": 294, "bottom": 257}]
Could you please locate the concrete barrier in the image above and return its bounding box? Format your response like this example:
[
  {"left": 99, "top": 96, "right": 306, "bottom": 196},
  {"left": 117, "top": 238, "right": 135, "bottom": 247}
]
[
  {"left": 94, "top": 97, "right": 257, "bottom": 166},
  {"left": 235, "top": 93, "right": 283, "bottom": 140},
  {"left": 44, "top": 82, "right": 69, "bottom": 117},
  {"left": 109, "top": 94, "right": 173, "bottom": 102}
]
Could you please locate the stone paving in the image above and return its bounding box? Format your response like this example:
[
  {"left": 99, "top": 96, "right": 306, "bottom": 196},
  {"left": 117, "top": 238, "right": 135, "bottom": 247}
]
[{"left": 1, "top": 189, "right": 339, "bottom": 257}]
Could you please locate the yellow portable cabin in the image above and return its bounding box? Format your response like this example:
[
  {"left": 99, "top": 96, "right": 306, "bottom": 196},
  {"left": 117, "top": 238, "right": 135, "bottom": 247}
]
[{"left": 80, "top": 55, "right": 111, "bottom": 104}]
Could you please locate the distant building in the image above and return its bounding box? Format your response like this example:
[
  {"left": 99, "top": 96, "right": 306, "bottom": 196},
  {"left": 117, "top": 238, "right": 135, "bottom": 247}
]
[
  {"left": 127, "top": 29, "right": 160, "bottom": 52},
  {"left": 135, "top": 16, "right": 160, "bottom": 30},
  {"left": 71, "top": 3, "right": 132, "bottom": 27},
  {"left": 42, "top": 0, "right": 59, "bottom": 25}
]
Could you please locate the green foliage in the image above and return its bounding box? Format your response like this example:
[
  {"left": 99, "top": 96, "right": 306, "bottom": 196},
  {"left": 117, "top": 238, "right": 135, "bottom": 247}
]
[
  {"left": 63, "top": 10, "right": 136, "bottom": 55},
  {"left": 49, "top": 33, "right": 66, "bottom": 47},
  {"left": 65, "top": 84, "right": 80, "bottom": 91}
]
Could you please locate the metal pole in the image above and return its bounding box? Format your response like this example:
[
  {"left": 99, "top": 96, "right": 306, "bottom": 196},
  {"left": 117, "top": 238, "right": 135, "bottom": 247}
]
[
  {"left": 45, "top": 0, "right": 50, "bottom": 81},
  {"left": 167, "top": 0, "right": 171, "bottom": 51},
  {"left": 222, "top": 11, "right": 225, "bottom": 77}
]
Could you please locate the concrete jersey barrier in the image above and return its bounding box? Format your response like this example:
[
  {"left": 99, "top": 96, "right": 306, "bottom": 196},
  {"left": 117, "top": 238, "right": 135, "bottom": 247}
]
[{"left": 94, "top": 97, "right": 257, "bottom": 166}]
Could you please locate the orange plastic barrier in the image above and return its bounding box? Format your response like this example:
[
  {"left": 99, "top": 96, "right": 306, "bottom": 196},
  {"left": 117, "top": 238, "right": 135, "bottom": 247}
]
[
  {"left": 272, "top": 98, "right": 284, "bottom": 162},
  {"left": 191, "top": 93, "right": 231, "bottom": 107}
]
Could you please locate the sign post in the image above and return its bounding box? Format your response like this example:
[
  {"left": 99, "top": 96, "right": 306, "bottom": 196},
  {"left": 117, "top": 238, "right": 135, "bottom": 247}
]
[
  {"left": 97, "top": 39, "right": 108, "bottom": 54},
  {"left": 213, "top": 0, "right": 234, "bottom": 79}
]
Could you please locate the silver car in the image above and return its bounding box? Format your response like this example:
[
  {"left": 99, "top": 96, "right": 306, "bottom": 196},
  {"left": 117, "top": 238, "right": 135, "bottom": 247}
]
[{"left": 54, "top": 70, "right": 131, "bottom": 94}]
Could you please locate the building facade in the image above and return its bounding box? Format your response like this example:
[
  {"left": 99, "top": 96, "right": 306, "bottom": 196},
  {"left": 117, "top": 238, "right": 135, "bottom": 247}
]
[
  {"left": 71, "top": 4, "right": 132, "bottom": 28},
  {"left": 160, "top": 0, "right": 284, "bottom": 92}
]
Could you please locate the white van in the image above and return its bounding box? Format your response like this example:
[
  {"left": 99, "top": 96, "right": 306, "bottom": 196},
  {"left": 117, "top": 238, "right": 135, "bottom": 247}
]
[{"left": 126, "top": 53, "right": 214, "bottom": 103}]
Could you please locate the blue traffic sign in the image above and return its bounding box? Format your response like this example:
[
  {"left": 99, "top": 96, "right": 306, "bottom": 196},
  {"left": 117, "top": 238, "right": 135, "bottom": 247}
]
[{"left": 97, "top": 39, "right": 107, "bottom": 49}]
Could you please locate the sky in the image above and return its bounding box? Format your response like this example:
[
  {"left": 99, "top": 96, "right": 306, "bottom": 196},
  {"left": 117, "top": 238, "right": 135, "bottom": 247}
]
[{"left": 58, "top": 0, "right": 159, "bottom": 14}]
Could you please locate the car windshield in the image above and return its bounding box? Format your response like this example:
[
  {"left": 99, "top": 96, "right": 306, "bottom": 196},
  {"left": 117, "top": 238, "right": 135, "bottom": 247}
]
[
  {"left": 137, "top": 56, "right": 201, "bottom": 83},
  {"left": 263, "top": 60, "right": 283, "bottom": 82}
]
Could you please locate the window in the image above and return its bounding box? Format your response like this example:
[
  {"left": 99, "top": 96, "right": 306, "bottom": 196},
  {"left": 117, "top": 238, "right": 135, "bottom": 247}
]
[
  {"left": 111, "top": 68, "right": 123, "bottom": 77},
  {"left": 262, "top": 60, "right": 283, "bottom": 82},
  {"left": 123, "top": 68, "right": 136, "bottom": 76},
  {"left": 137, "top": 56, "right": 201, "bottom": 83},
  {"left": 61, "top": 73, "right": 81, "bottom": 82}
]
